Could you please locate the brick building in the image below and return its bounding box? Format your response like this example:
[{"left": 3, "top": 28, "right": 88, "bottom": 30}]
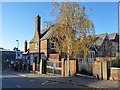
[
  {"left": 27, "top": 15, "right": 59, "bottom": 72},
  {"left": 24, "top": 15, "right": 119, "bottom": 73}
]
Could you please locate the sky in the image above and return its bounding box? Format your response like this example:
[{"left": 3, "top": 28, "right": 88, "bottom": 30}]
[{"left": 1, "top": 2, "right": 119, "bottom": 51}]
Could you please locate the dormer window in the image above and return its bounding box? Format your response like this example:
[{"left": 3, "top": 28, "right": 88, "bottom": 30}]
[{"left": 50, "top": 42, "right": 56, "bottom": 49}]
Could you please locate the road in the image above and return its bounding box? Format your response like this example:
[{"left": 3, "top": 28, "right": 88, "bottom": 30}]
[{"left": 2, "top": 69, "right": 89, "bottom": 88}]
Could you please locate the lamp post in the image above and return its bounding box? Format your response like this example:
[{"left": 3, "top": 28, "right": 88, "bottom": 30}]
[
  {"left": 16, "top": 40, "right": 19, "bottom": 60},
  {"left": 118, "top": 2, "right": 120, "bottom": 58},
  {"left": 15, "top": 40, "right": 19, "bottom": 71},
  {"left": 16, "top": 40, "right": 19, "bottom": 50}
]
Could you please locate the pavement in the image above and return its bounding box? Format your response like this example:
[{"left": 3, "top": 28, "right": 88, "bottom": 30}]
[{"left": 2, "top": 69, "right": 119, "bottom": 89}]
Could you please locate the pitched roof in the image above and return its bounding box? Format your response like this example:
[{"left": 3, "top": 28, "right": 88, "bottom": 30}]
[
  {"left": 94, "top": 33, "right": 107, "bottom": 46},
  {"left": 95, "top": 33, "right": 107, "bottom": 40},
  {"left": 40, "top": 29, "right": 52, "bottom": 40},
  {"left": 40, "top": 26, "right": 55, "bottom": 40},
  {"left": 94, "top": 37, "right": 104, "bottom": 46},
  {"left": 29, "top": 30, "right": 40, "bottom": 43},
  {"left": 41, "top": 27, "right": 49, "bottom": 34},
  {"left": 30, "top": 25, "right": 55, "bottom": 43},
  {"left": 108, "top": 33, "right": 117, "bottom": 40},
  {"left": 30, "top": 27, "right": 50, "bottom": 43}
]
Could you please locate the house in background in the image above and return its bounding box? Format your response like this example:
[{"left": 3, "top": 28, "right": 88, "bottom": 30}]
[
  {"left": 108, "top": 33, "right": 119, "bottom": 57},
  {"left": 94, "top": 33, "right": 119, "bottom": 58},
  {"left": 79, "top": 33, "right": 119, "bottom": 63},
  {"left": 94, "top": 33, "right": 110, "bottom": 57}
]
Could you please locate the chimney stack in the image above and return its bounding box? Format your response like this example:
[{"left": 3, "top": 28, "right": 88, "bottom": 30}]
[
  {"left": 24, "top": 40, "right": 27, "bottom": 53},
  {"left": 35, "top": 15, "right": 41, "bottom": 38}
]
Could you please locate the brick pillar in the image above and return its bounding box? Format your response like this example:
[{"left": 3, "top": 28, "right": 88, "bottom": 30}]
[
  {"left": 39, "top": 59, "right": 45, "bottom": 74},
  {"left": 32, "top": 62, "right": 35, "bottom": 73},
  {"left": 64, "top": 59, "right": 77, "bottom": 77},
  {"left": 62, "top": 58, "right": 65, "bottom": 77},
  {"left": 102, "top": 61, "right": 108, "bottom": 80},
  {"left": 93, "top": 61, "right": 103, "bottom": 80},
  {"left": 70, "top": 59, "right": 76, "bottom": 76},
  {"left": 40, "top": 59, "right": 44, "bottom": 74}
]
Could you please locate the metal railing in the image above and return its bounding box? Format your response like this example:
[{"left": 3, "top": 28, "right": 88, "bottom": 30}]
[{"left": 46, "top": 61, "right": 62, "bottom": 75}]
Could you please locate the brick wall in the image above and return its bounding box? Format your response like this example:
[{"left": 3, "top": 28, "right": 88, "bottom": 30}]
[
  {"left": 93, "top": 61, "right": 102, "bottom": 79},
  {"left": 96, "top": 57, "right": 117, "bottom": 61},
  {"left": 41, "top": 40, "right": 48, "bottom": 58},
  {"left": 30, "top": 39, "right": 57, "bottom": 60},
  {"left": 102, "top": 61, "right": 108, "bottom": 80},
  {"left": 64, "top": 59, "right": 76, "bottom": 77},
  {"left": 49, "top": 54, "right": 59, "bottom": 59},
  {"left": 29, "top": 42, "right": 39, "bottom": 53},
  {"left": 70, "top": 59, "right": 76, "bottom": 76},
  {"left": 110, "top": 67, "right": 120, "bottom": 80}
]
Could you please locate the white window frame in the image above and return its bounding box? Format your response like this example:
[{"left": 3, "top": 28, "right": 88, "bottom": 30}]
[
  {"left": 50, "top": 42, "right": 56, "bottom": 50},
  {"left": 34, "top": 43, "right": 38, "bottom": 50},
  {"left": 88, "top": 51, "right": 95, "bottom": 58}
]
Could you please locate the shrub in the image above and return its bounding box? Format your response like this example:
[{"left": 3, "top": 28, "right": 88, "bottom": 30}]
[{"left": 112, "top": 57, "right": 120, "bottom": 68}]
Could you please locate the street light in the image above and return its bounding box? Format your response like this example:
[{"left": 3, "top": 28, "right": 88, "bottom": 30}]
[
  {"left": 16, "top": 40, "right": 19, "bottom": 50},
  {"left": 16, "top": 40, "right": 19, "bottom": 59},
  {"left": 118, "top": 2, "right": 120, "bottom": 57}
]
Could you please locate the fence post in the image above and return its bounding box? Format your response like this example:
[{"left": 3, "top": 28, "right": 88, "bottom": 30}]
[
  {"left": 53, "top": 62, "right": 55, "bottom": 76},
  {"left": 40, "top": 59, "right": 43, "bottom": 74},
  {"left": 32, "top": 62, "right": 35, "bottom": 74},
  {"left": 62, "top": 58, "right": 65, "bottom": 77},
  {"left": 102, "top": 61, "right": 108, "bottom": 80}
]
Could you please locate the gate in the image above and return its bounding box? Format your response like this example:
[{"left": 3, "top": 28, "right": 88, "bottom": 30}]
[
  {"left": 77, "top": 58, "right": 93, "bottom": 76},
  {"left": 46, "top": 61, "right": 62, "bottom": 75}
]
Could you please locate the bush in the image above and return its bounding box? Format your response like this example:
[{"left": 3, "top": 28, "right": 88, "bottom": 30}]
[{"left": 112, "top": 57, "right": 120, "bottom": 68}]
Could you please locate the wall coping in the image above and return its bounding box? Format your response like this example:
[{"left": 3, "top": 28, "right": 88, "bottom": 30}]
[
  {"left": 111, "top": 67, "right": 120, "bottom": 70},
  {"left": 64, "top": 59, "right": 76, "bottom": 60}
]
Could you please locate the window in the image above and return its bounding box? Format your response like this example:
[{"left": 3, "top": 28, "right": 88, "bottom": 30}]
[
  {"left": 34, "top": 43, "right": 38, "bottom": 50},
  {"left": 50, "top": 42, "right": 56, "bottom": 49},
  {"left": 89, "top": 51, "right": 95, "bottom": 58},
  {"left": 112, "top": 52, "right": 116, "bottom": 57}
]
